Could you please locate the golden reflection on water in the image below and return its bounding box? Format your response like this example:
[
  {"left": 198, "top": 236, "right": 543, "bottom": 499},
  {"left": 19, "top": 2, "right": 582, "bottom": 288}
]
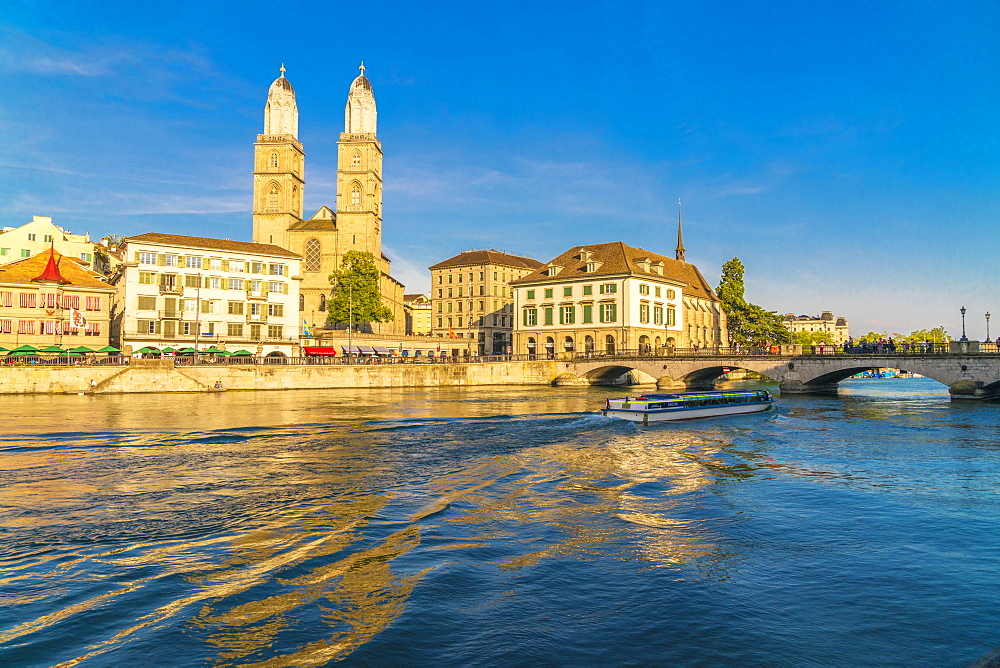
[{"left": 0, "top": 386, "right": 765, "bottom": 664}]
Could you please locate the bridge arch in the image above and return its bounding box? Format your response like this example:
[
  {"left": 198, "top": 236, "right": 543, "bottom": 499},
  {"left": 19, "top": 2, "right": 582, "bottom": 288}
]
[
  {"left": 802, "top": 365, "right": 950, "bottom": 389},
  {"left": 579, "top": 364, "right": 657, "bottom": 385},
  {"left": 680, "top": 365, "right": 780, "bottom": 390}
]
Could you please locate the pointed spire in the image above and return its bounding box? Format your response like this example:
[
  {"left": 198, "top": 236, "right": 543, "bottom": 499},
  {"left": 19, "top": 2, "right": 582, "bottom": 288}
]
[
  {"left": 675, "top": 199, "right": 686, "bottom": 262},
  {"left": 279, "top": 63, "right": 286, "bottom": 76},
  {"left": 31, "top": 245, "right": 70, "bottom": 285},
  {"left": 359, "top": 61, "right": 366, "bottom": 76}
]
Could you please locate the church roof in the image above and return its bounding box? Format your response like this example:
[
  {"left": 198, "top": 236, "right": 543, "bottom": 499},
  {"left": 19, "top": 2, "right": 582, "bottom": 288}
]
[
  {"left": 126, "top": 233, "right": 301, "bottom": 259},
  {"left": 0, "top": 250, "right": 113, "bottom": 290},
  {"left": 429, "top": 250, "right": 543, "bottom": 271},
  {"left": 269, "top": 75, "right": 295, "bottom": 95},
  {"left": 511, "top": 241, "right": 720, "bottom": 302},
  {"left": 288, "top": 219, "right": 336, "bottom": 231}
]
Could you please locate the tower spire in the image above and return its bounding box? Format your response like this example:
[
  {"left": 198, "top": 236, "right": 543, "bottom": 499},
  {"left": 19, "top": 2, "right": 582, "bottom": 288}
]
[
  {"left": 675, "top": 199, "right": 686, "bottom": 262},
  {"left": 359, "top": 61, "right": 365, "bottom": 75},
  {"left": 279, "top": 63, "right": 286, "bottom": 76}
]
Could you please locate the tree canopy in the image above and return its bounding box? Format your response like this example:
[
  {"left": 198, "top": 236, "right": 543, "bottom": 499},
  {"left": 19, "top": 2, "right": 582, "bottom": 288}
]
[
  {"left": 857, "top": 327, "right": 949, "bottom": 343},
  {"left": 717, "top": 257, "right": 790, "bottom": 346},
  {"left": 791, "top": 330, "right": 834, "bottom": 345},
  {"left": 326, "top": 251, "right": 394, "bottom": 327}
]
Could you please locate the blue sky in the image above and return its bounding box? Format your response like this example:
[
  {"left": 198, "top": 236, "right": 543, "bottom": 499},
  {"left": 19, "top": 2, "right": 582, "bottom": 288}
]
[{"left": 2, "top": 1, "right": 999, "bottom": 337}]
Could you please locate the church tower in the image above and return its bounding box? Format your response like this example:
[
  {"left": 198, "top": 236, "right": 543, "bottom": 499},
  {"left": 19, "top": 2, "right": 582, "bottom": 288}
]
[
  {"left": 252, "top": 66, "right": 305, "bottom": 248},
  {"left": 336, "top": 62, "right": 384, "bottom": 269}
]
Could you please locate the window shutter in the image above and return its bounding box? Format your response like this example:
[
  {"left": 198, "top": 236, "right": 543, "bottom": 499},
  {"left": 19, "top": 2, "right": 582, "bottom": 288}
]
[
  {"left": 222, "top": 260, "right": 229, "bottom": 272},
  {"left": 610, "top": 304, "right": 617, "bottom": 322},
  {"left": 134, "top": 251, "right": 140, "bottom": 262},
  {"left": 155, "top": 320, "right": 162, "bottom": 334},
  {"left": 283, "top": 283, "right": 288, "bottom": 294},
  {"left": 283, "top": 265, "right": 289, "bottom": 277},
  {"left": 157, "top": 254, "right": 165, "bottom": 266},
  {"left": 558, "top": 307, "right": 564, "bottom": 325},
  {"left": 177, "top": 256, "right": 184, "bottom": 267}
]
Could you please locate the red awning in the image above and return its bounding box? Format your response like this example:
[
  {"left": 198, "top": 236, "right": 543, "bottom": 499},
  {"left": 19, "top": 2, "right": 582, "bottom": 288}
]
[{"left": 304, "top": 347, "right": 337, "bottom": 356}]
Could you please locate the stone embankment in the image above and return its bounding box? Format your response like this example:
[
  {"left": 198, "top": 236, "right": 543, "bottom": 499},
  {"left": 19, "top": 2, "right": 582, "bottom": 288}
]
[{"left": 0, "top": 359, "right": 560, "bottom": 395}]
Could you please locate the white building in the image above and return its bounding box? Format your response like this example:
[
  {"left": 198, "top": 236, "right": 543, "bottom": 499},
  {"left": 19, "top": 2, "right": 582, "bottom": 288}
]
[
  {"left": 0, "top": 216, "right": 110, "bottom": 274},
  {"left": 112, "top": 233, "right": 302, "bottom": 357},
  {"left": 512, "top": 242, "right": 727, "bottom": 356},
  {"left": 782, "top": 311, "right": 850, "bottom": 345}
]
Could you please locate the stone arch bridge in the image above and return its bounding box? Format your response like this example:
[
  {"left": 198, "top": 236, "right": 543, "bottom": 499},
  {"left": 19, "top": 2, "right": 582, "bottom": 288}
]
[{"left": 554, "top": 354, "right": 1000, "bottom": 400}]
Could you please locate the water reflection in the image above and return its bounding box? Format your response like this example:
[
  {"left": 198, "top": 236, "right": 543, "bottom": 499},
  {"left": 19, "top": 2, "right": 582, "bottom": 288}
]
[{"left": 1, "top": 380, "right": 995, "bottom": 665}]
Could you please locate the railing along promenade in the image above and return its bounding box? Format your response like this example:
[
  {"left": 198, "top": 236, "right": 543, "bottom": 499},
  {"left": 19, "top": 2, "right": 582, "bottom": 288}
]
[{"left": 0, "top": 342, "right": 989, "bottom": 368}]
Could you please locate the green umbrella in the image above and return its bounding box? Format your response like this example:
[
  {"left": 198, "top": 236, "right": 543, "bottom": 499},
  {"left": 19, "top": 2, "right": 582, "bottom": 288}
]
[
  {"left": 0, "top": 347, "right": 8, "bottom": 352},
  {"left": 39, "top": 345, "right": 64, "bottom": 353},
  {"left": 202, "top": 347, "right": 225, "bottom": 354},
  {"left": 231, "top": 350, "right": 254, "bottom": 356},
  {"left": 11, "top": 344, "right": 39, "bottom": 352},
  {"left": 215, "top": 350, "right": 233, "bottom": 356},
  {"left": 57, "top": 351, "right": 82, "bottom": 356},
  {"left": 69, "top": 346, "right": 95, "bottom": 353},
  {"left": 160, "top": 347, "right": 178, "bottom": 353},
  {"left": 7, "top": 350, "right": 37, "bottom": 356},
  {"left": 178, "top": 347, "right": 198, "bottom": 354},
  {"left": 96, "top": 346, "right": 121, "bottom": 353}
]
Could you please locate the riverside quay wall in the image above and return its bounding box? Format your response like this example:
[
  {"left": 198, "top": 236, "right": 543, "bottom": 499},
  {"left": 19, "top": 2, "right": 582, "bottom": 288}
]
[{"left": 0, "top": 359, "right": 560, "bottom": 395}]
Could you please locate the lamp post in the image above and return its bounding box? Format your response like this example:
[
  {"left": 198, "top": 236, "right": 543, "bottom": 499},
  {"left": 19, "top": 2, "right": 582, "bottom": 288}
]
[
  {"left": 960, "top": 306, "right": 968, "bottom": 342},
  {"left": 987, "top": 312, "right": 991, "bottom": 344}
]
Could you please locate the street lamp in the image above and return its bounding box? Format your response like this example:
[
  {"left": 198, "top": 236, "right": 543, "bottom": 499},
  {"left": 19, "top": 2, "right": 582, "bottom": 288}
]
[
  {"left": 986, "top": 312, "right": 991, "bottom": 344},
  {"left": 960, "top": 306, "right": 967, "bottom": 342}
]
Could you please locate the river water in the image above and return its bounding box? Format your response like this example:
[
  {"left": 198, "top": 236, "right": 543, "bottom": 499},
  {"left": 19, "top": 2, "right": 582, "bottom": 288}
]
[{"left": 1, "top": 378, "right": 998, "bottom": 666}]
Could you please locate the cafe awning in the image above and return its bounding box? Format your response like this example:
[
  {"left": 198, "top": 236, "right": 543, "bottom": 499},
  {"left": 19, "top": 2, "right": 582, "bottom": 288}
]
[
  {"left": 372, "top": 346, "right": 394, "bottom": 356},
  {"left": 304, "top": 347, "right": 337, "bottom": 356}
]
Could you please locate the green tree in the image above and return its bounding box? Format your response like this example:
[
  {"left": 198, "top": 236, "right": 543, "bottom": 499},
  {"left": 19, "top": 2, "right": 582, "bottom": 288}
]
[
  {"left": 717, "top": 258, "right": 790, "bottom": 346},
  {"left": 326, "top": 251, "right": 394, "bottom": 328},
  {"left": 792, "top": 330, "right": 834, "bottom": 345}
]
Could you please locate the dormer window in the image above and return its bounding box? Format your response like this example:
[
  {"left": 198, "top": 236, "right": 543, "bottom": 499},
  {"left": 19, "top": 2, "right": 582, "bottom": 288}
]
[
  {"left": 578, "top": 249, "right": 592, "bottom": 261},
  {"left": 545, "top": 264, "right": 562, "bottom": 277},
  {"left": 585, "top": 261, "right": 602, "bottom": 273},
  {"left": 650, "top": 261, "right": 664, "bottom": 275}
]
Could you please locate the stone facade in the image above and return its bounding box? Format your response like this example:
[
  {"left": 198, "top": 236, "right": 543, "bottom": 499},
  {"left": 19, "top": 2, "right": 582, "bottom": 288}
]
[
  {"left": 429, "top": 250, "right": 543, "bottom": 354},
  {"left": 112, "top": 233, "right": 302, "bottom": 357},
  {"left": 511, "top": 242, "right": 727, "bottom": 355},
  {"left": 783, "top": 311, "right": 850, "bottom": 344},
  {"left": 404, "top": 293, "right": 432, "bottom": 336},
  {"left": 251, "top": 65, "right": 404, "bottom": 337},
  {"left": 0, "top": 249, "right": 115, "bottom": 350}
]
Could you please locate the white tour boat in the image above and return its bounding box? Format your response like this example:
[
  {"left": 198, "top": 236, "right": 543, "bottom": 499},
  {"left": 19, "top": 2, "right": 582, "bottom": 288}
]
[{"left": 601, "top": 389, "right": 774, "bottom": 424}]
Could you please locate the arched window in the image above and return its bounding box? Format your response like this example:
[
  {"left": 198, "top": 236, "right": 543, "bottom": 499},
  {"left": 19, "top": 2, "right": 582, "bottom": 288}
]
[
  {"left": 350, "top": 182, "right": 362, "bottom": 207},
  {"left": 304, "top": 238, "right": 321, "bottom": 272},
  {"left": 319, "top": 295, "right": 326, "bottom": 311},
  {"left": 605, "top": 335, "right": 616, "bottom": 354},
  {"left": 269, "top": 152, "right": 279, "bottom": 168},
  {"left": 585, "top": 335, "right": 595, "bottom": 352},
  {"left": 266, "top": 184, "right": 279, "bottom": 212},
  {"left": 527, "top": 336, "right": 536, "bottom": 355},
  {"left": 299, "top": 294, "right": 304, "bottom": 311},
  {"left": 352, "top": 150, "right": 362, "bottom": 168},
  {"left": 564, "top": 336, "right": 574, "bottom": 351}
]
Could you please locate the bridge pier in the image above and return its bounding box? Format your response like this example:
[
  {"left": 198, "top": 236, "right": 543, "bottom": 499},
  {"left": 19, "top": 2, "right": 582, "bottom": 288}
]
[
  {"left": 778, "top": 380, "right": 841, "bottom": 396},
  {"left": 552, "top": 372, "right": 590, "bottom": 387},
  {"left": 656, "top": 376, "right": 686, "bottom": 392},
  {"left": 948, "top": 380, "right": 1000, "bottom": 400}
]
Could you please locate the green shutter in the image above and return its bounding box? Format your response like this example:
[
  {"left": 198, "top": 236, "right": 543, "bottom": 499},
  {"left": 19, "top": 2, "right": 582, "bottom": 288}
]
[
  {"left": 610, "top": 303, "right": 617, "bottom": 322},
  {"left": 558, "top": 307, "right": 564, "bottom": 324},
  {"left": 583, "top": 304, "right": 592, "bottom": 323},
  {"left": 544, "top": 308, "right": 553, "bottom": 326}
]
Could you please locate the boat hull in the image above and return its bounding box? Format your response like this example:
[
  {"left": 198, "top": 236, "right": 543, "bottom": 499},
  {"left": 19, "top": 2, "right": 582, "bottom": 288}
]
[{"left": 602, "top": 400, "right": 772, "bottom": 424}]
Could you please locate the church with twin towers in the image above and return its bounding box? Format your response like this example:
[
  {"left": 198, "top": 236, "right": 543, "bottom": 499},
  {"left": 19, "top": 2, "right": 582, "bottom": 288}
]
[{"left": 251, "top": 64, "right": 405, "bottom": 335}]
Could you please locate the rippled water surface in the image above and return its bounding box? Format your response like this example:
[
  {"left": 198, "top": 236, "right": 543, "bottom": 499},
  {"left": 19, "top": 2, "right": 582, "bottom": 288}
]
[{"left": 1, "top": 378, "right": 999, "bottom": 666}]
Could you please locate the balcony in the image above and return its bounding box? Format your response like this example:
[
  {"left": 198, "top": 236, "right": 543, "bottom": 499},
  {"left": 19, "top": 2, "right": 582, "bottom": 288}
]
[
  {"left": 159, "top": 284, "right": 183, "bottom": 296},
  {"left": 246, "top": 313, "right": 268, "bottom": 324},
  {"left": 159, "top": 310, "right": 182, "bottom": 319}
]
